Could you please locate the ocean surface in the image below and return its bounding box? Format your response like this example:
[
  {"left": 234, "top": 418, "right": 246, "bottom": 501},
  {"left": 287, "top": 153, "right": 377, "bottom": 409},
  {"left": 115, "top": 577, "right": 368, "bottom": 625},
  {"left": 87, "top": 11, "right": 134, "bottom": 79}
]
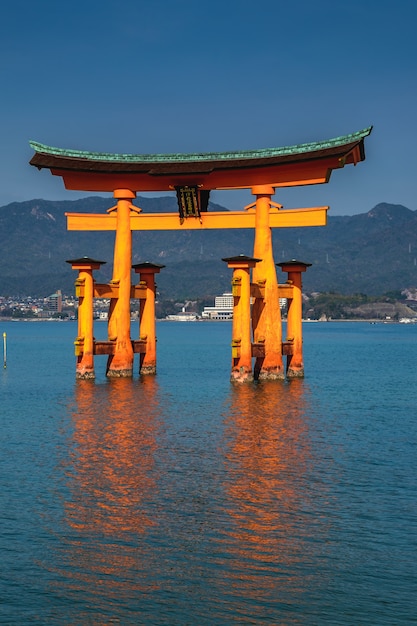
[{"left": 0, "top": 320, "right": 416, "bottom": 625}]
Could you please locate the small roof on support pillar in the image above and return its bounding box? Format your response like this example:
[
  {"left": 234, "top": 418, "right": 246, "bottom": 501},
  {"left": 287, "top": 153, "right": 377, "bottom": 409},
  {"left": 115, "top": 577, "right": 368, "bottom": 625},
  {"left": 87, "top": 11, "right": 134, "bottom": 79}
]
[
  {"left": 277, "top": 259, "right": 312, "bottom": 272},
  {"left": 29, "top": 127, "right": 372, "bottom": 193},
  {"left": 222, "top": 254, "right": 262, "bottom": 269},
  {"left": 66, "top": 256, "right": 106, "bottom": 269},
  {"left": 132, "top": 261, "right": 165, "bottom": 272}
]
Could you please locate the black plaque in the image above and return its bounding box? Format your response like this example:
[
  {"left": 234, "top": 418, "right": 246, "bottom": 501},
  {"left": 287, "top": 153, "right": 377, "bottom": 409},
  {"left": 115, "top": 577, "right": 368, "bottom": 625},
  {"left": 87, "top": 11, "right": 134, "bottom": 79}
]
[{"left": 175, "top": 186, "right": 201, "bottom": 223}]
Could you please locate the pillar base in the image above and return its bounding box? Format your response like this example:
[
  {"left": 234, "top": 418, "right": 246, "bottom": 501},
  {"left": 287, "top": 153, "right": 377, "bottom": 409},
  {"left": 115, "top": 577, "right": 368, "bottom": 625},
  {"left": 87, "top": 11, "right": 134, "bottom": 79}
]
[
  {"left": 107, "top": 368, "right": 133, "bottom": 378},
  {"left": 140, "top": 364, "right": 156, "bottom": 375},
  {"left": 230, "top": 367, "right": 254, "bottom": 383},
  {"left": 256, "top": 367, "right": 285, "bottom": 381},
  {"left": 76, "top": 369, "right": 95, "bottom": 380},
  {"left": 287, "top": 367, "right": 305, "bottom": 379}
]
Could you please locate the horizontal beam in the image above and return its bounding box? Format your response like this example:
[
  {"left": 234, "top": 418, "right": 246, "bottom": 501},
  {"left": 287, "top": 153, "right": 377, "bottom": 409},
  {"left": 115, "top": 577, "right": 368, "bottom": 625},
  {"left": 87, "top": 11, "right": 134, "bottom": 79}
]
[
  {"left": 251, "top": 284, "right": 294, "bottom": 299},
  {"left": 93, "top": 340, "right": 147, "bottom": 355},
  {"left": 277, "top": 285, "right": 295, "bottom": 299},
  {"left": 95, "top": 283, "right": 147, "bottom": 299},
  {"left": 66, "top": 207, "right": 328, "bottom": 231},
  {"left": 251, "top": 340, "right": 294, "bottom": 359},
  {"left": 76, "top": 283, "right": 148, "bottom": 299},
  {"left": 56, "top": 162, "right": 335, "bottom": 192}
]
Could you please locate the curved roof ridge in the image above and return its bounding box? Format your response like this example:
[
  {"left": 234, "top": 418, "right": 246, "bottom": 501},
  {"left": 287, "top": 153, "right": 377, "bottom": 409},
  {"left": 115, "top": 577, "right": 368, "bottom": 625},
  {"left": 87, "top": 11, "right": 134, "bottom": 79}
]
[{"left": 29, "top": 127, "right": 372, "bottom": 164}]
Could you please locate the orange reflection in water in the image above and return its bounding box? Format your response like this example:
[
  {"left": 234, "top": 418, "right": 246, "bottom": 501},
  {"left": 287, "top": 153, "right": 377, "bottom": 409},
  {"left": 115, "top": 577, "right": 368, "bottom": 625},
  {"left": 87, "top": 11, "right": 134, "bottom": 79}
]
[
  {"left": 55, "top": 376, "right": 164, "bottom": 602},
  {"left": 66, "top": 377, "right": 161, "bottom": 537},
  {"left": 219, "top": 380, "right": 328, "bottom": 611}
]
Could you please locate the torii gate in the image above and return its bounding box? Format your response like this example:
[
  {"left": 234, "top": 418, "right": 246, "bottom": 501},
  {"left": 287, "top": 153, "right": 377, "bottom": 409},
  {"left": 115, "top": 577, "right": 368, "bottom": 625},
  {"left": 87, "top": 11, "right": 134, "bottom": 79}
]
[{"left": 29, "top": 127, "right": 371, "bottom": 382}]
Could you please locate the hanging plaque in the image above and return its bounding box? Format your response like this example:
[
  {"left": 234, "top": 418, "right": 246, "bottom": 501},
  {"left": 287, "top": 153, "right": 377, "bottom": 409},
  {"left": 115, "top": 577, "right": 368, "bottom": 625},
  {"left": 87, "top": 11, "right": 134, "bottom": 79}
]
[{"left": 175, "top": 186, "right": 201, "bottom": 223}]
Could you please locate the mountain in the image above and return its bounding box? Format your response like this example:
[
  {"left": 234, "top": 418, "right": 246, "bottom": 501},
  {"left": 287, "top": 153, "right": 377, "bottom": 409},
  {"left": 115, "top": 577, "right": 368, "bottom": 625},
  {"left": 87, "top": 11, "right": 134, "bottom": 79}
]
[{"left": 0, "top": 197, "right": 416, "bottom": 298}]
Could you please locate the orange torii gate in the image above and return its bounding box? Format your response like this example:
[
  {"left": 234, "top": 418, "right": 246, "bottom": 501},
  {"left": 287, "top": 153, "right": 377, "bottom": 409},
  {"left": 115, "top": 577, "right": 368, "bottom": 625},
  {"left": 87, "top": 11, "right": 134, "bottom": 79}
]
[{"left": 29, "top": 127, "right": 371, "bottom": 381}]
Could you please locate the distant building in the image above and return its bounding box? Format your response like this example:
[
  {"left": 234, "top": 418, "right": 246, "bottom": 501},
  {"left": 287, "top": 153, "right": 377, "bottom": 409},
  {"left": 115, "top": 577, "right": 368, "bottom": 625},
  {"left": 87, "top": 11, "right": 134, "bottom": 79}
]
[
  {"left": 202, "top": 292, "right": 233, "bottom": 320},
  {"left": 202, "top": 292, "right": 287, "bottom": 320},
  {"left": 47, "top": 289, "right": 62, "bottom": 313}
]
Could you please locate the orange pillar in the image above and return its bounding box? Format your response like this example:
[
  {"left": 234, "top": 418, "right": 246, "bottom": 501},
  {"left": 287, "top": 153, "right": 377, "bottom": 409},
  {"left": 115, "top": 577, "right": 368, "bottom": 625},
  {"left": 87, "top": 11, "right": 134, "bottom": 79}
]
[
  {"left": 132, "top": 262, "right": 165, "bottom": 375},
  {"left": 107, "top": 189, "right": 136, "bottom": 377},
  {"left": 223, "top": 255, "right": 260, "bottom": 383},
  {"left": 251, "top": 185, "right": 285, "bottom": 380},
  {"left": 277, "top": 260, "right": 311, "bottom": 378},
  {"left": 66, "top": 257, "right": 106, "bottom": 379}
]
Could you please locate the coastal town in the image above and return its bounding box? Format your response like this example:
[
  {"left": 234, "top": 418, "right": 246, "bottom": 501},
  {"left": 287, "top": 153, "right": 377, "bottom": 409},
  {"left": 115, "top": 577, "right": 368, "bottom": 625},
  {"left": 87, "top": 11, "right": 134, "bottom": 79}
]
[{"left": 2, "top": 288, "right": 417, "bottom": 322}]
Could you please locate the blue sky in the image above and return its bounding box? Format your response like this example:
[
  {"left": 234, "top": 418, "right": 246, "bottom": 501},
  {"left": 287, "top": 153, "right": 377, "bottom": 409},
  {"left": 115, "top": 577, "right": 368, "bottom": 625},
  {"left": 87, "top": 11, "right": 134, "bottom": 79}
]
[{"left": 1, "top": 0, "right": 415, "bottom": 214}]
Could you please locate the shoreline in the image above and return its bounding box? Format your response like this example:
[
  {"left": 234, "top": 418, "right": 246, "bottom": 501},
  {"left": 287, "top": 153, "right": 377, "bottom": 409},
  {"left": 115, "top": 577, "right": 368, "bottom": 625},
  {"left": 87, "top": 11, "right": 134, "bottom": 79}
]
[{"left": 1, "top": 317, "right": 416, "bottom": 324}]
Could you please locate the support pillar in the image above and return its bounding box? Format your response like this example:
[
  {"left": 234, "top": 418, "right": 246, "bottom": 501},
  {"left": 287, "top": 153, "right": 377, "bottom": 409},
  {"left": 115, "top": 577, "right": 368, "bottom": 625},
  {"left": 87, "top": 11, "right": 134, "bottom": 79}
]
[
  {"left": 223, "top": 255, "right": 261, "bottom": 383},
  {"left": 251, "top": 185, "right": 285, "bottom": 380},
  {"left": 277, "top": 260, "right": 311, "bottom": 378},
  {"left": 66, "top": 256, "right": 106, "bottom": 379},
  {"left": 107, "top": 189, "right": 137, "bottom": 377},
  {"left": 132, "top": 262, "right": 165, "bottom": 375}
]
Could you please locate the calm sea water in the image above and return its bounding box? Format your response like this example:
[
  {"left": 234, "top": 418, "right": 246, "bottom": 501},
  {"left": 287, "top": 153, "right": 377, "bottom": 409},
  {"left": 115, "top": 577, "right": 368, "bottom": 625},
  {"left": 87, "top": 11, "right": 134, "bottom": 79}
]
[{"left": 0, "top": 320, "right": 416, "bottom": 625}]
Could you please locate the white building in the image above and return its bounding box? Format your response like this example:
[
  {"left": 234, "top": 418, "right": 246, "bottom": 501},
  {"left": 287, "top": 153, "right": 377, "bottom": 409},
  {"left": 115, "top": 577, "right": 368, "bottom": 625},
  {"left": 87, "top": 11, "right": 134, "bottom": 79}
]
[
  {"left": 202, "top": 292, "right": 287, "bottom": 320},
  {"left": 202, "top": 292, "right": 233, "bottom": 320}
]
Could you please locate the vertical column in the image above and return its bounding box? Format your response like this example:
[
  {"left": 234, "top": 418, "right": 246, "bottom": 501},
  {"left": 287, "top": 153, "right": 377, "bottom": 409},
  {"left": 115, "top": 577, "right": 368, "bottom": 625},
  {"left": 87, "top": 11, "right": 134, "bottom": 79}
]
[
  {"left": 66, "top": 257, "right": 106, "bottom": 379},
  {"left": 107, "top": 189, "right": 135, "bottom": 377},
  {"left": 132, "top": 262, "right": 165, "bottom": 375},
  {"left": 251, "top": 185, "right": 284, "bottom": 380},
  {"left": 223, "top": 255, "right": 260, "bottom": 383},
  {"left": 277, "top": 260, "right": 311, "bottom": 378}
]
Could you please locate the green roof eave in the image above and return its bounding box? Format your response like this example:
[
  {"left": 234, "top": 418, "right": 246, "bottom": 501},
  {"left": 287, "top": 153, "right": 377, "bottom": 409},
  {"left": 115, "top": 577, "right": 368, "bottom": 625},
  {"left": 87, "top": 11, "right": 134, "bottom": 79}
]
[{"left": 29, "top": 127, "right": 372, "bottom": 165}]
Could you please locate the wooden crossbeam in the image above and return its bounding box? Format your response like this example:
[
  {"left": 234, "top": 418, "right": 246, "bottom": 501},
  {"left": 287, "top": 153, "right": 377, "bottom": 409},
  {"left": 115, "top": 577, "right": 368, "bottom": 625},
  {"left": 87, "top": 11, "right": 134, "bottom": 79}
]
[
  {"left": 250, "top": 284, "right": 294, "bottom": 299},
  {"left": 277, "top": 284, "right": 295, "bottom": 299},
  {"left": 93, "top": 340, "right": 147, "bottom": 355},
  {"left": 66, "top": 207, "right": 328, "bottom": 231},
  {"left": 75, "top": 283, "right": 148, "bottom": 299},
  {"left": 251, "top": 340, "right": 294, "bottom": 359}
]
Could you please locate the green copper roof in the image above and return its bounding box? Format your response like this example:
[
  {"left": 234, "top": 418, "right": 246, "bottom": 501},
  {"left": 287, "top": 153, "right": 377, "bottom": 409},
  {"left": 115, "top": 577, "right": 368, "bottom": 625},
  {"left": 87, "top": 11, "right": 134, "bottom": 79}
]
[{"left": 29, "top": 127, "right": 372, "bottom": 164}]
